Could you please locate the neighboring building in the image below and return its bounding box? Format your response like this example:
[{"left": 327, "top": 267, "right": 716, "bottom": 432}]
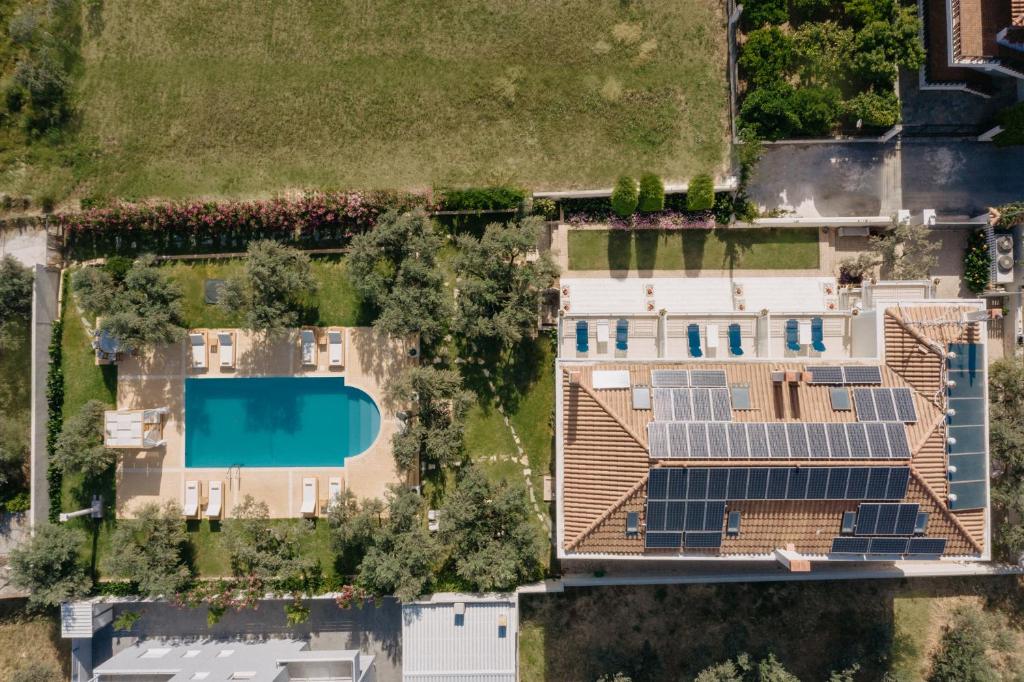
[
  {"left": 90, "top": 639, "right": 374, "bottom": 682},
  {"left": 556, "top": 277, "right": 991, "bottom": 568},
  {"left": 921, "top": 0, "right": 1024, "bottom": 96},
  {"left": 401, "top": 594, "right": 518, "bottom": 681}
]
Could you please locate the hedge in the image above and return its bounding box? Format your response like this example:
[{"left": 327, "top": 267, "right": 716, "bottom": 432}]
[
  {"left": 46, "top": 314, "right": 64, "bottom": 523},
  {"left": 638, "top": 174, "right": 665, "bottom": 213},
  {"left": 963, "top": 230, "right": 991, "bottom": 295},
  {"left": 435, "top": 186, "right": 527, "bottom": 211},
  {"left": 61, "top": 191, "right": 428, "bottom": 260}
]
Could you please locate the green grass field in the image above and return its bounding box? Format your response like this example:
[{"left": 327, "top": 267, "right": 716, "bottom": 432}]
[
  {"left": 62, "top": 0, "right": 727, "bottom": 200},
  {"left": 567, "top": 228, "right": 822, "bottom": 271}
]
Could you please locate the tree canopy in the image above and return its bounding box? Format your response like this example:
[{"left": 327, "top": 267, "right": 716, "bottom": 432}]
[
  {"left": 386, "top": 366, "right": 473, "bottom": 472},
  {"left": 103, "top": 501, "right": 191, "bottom": 597},
  {"left": 221, "top": 496, "right": 318, "bottom": 588},
  {"left": 9, "top": 523, "right": 91, "bottom": 608},
  {"left": 220, "top": 240, "right": 317, "bottom": 334},
  {"left": 868, "top": 221, "right": 940, "bottom": 280},
  {"left": 928, "top": 607, "right": 998, "bottom": 682},
  {"left": 0, "top": 254, "right": 32, "bottom": 342},
  {"left": 453, "top": 218, "right": 558, "bottom": 352},
  {"left": 347, "top": 210, "right": 450, "bottom": 344},
  {"left": 72, "top": 255, "right": 185, "bottom": 348},
  {"left": 988, "top": 357, "right": 1024, "bottom": 561},
  {"left": 53, "top": 399, "right": 113, "bottom": 479},
  {"left": 440, "top": 465, "right": 544, "bottom": 591}
]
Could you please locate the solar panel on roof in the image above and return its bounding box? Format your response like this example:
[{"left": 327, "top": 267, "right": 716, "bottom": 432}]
[
  {"left": 667, "top": 468, "right": 688, "bottom": 499},
  {"left": 665, "top": 501, "right": 686, "bottom": 531},
  {"left": 684, "top": 531, "right": 723, "bottom": 548},
  {"left": 807, "top": 423, "right": 830, "bottom": 459},
  {"left": 827, "top": 468, "right": 850, "bottom": 498},
  {"left": 668, "top": 423, "right": 688, "bottom": 458},
  {"left": 767, "top": 423, "right": 789, "bottom": 458},
  {"left": 853, "top": 389, "right": 877, "bottom": 421},
  {"left": 846, "top": 468, "right": 870, "bottom": 498},
  {"left": 646, "top": 501, "right": 666, "bottom": 531},
  {"left": 707, "top": 469, "right": 729, "bottom": 499},
  {"left": 830, "top": 387, "right": 852, "bottom": 411},
  {"left": 787, "top": 424, "right": 809, "bottom": 458},
  {"left": 885, "top": 423, "right": 911, "bottom": 459},
  {"left": 787, "top": 468, "right": 809, "bottom": 499},
  {"left": 766, "top": 468, "right": 790, "bottom": 499},
  {"left": 831, "top": 537, "right": 870, "bottom": 553},
  {"left": 893, "top": 388, "right": 917, "bottom": 422},
  {"left": 874, "top": 388, "right": 898, "bottom": 421},
  {"left": 649, "top": 468, "right": 669, "bottom": 499},
  {"left": 688, "top": 469, "right": 709, "bottom": 499},
  {"left": 685, "top": 502, "right": 706, "bottom": 531},
  {"left": 748, "top": 424, "right": 770, "bottom": 459},
  {"left": 843, "top": 366, "right": 883, "bottom": 384},
  {"left": 728, "top": 423, "right": 749, "bottom": 459},
  {"left": 747, "top": 468, "right": 769, "bottom": 499},
  {"left": 856, "top": 504, "right": 879, "bottom": 535},
  {"left": 731, "top": 386, "right": 752, "bottom": 410},
  {"left": 645, "top": 531, "right": 683, "bottom": 549},
  {"left": 711, "top": 388, "right": 733, "bottom": 421},
  {"left": 648, "top": 422, "right": 670, "bottom": 458},
  {"left": 907, "top": 537, "right": 946, "bottom": 555},
  {"left": 827, "top": 423, "right": 851, "bottom": 458},
  {"left": 875, "top": 504, "right": 899, "bottom": 535},
  {"left": 847, "top": 423, "right": 870, "bottom": 458},
  {"left": 688, "top": 423, "right": 709, "bottom": 458},
  {"left": 691, "top": 370, "right": 727, "bottom": 387},
  {"left": 807, "top": 468, "right": 829, "bottom": 499},
  {"left": 704, "top": 501, "right": 726, "bottom": 530},
  {"left": 885, "top": 467, "right": 910, "bottom": 500},
  {"left": 866, "top": 423, "right": 890, "bottom": 458},
  {"left": 808, "top": 365, "right": 844, "bottom": 384},
  {"left": 868, "top": 537, "right": 909, "bottom": 554},
  {"left": 678, "top": 388, "right": 698, "bottom": 421},
  {"left": 692, "top": 389, "right": 713, "bottom": 422},
  {"left": 727, "top": 467, "right": 749, "bottom": 498},
  {"left": 866, "top": 468, "right": 890, "bottom": 499},
  {"left": 653, "top": 389, "right": 674, "bottom": 421},
  {"left": 652, "top": 370, "right": 689, "bottom": 388},
  {"left": 895, "top": 504, "right": 919, "bottom": 535},
  {"left": 707, "top": 423, "right": 729, "bottom": 458}
]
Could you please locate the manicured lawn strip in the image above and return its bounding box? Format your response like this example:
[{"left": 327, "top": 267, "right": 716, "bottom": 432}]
[
  {"left": 504, "top": 335, "right": 556, "bottom": 513},
  {"left": 567, "top": 228, "right": 821, "bottom": 271},
  {"left": 518, "top": 621, "right": 546, "bottom": 682},
  {"left": 66, "top": 0, "right": 726, "bottom": 199},
  {"left": 890, "top": 594, "right": 935, "bottom": 682},
  {"left": 160, "top": 260, "right": 243, "bottom": 329},
  {"left": 60, "top": 291, "right": 117, "bottom": 419}
]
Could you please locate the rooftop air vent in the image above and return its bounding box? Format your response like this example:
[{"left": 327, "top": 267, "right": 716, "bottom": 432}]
[{"left": 996, "top": 233, "right": 1015, "bottom": 284}]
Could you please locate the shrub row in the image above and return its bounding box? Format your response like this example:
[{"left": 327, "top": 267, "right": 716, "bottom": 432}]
[
  {"left": 963, "top": 230, "right": 992, "bottom": 295},
  {"left": 46, "top": 315, "right": 64, "bottom": 523},
  {"left": 435, "top": 186, "right": 527, "bottom": 211},
  {"left": 609, "top": 174, "right": 716, "bottom": 219},
  {"left": 60, "top": 191, "right": 429, "bottom": 260}
]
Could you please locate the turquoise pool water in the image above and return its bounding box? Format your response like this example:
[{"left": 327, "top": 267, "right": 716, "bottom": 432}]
[{"left": 184, "top": 377, "right": 380, "bottom": 468}]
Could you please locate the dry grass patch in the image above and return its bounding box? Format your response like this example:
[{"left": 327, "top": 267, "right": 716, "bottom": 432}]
[{"left": 0, "top": 601, "right": 68, "bottom": 680}]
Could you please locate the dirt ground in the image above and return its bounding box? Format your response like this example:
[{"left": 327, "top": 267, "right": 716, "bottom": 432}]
[{"left": 0, "top": 600, "right": 69, "bottom": 680}]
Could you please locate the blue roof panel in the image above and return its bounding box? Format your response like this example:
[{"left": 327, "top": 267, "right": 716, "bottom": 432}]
[{"left": 949, "top": 480, "right": 987, "bottom": 510}]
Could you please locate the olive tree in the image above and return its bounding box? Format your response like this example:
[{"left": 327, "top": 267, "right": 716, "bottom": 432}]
[
  {"left": 9, "top": 523, "right": 91, "bottom": 608},
  {"left": 356, "top": 486, "right": 437, "bottom": 601},
  {"left": 386, "top": 366, "right": 473, "bottom": 472},
  {"left": 52, "top": 399, "right": 113, "bottom": 479},
  {"left": 221, "top": 496, "right": 318, "bottom": 585},
  {"left": 869, "top": 221, "right": 941, "bottom": 280},
  {"left": 103, "top": 501, "right": 190, "bottom": 596},
  {"left": 220, "top": 240, "right": 317, "bottom": 334},
  {"left": 453, "top": 218, "right": 559, "bottom": 351}
]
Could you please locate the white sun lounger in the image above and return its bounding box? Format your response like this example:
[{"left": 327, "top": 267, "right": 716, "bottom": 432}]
[
  {"left": 596, "top": 319, "right": 610, "bottom": 345},
  {"left": 706, "top": 323, "right": 719, "bottom": 350},
  {"left": 327, "top": 329, "right": 344, "bottom": 368},
  {"left": 301, "top": 329, "right": 317, "bottom": 366},
  {"left": 206, "top": 480, "right": 223, "bottom": 520},
  {"left": 301, "top": 477, "right": 318, "bottom": 517},
  {"left": 189, "top": 332, "right": 207, "bottom": 369},
  {"left": 184, "top": 480, "right": 200, "bottom": 518},
  {"left": 328, "top": 477, "right": 342, "bottom": 502},
  {"left": 218, "top": 331, "right": 235, "bottom": 368}
]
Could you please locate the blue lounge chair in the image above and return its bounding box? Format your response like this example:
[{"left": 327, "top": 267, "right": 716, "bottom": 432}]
[
  {"left": 785, "top": 319, "right": 800, "bottom": 352},
  {"left": 687, "top": 323, "right": 703, "bottom": 358},
  {"left": 615, "top": 319, "right": 629, "bottom": 352},
  {"left": 576, "top": 320, "right": 589, "bottom": 353},
  {"left": 728, "top": 323, "right": 744, "bottom": 356},
  {"left": 811, "top": 316, "right": 826, "bottom": 353}
]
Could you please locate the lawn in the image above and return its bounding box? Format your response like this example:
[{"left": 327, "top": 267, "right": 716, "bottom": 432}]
[
  {"left": 567, "top": 228, "right": 822, "bottom": 271},
  {"left": 56, "top": 0, "right": 728, "bottom": 200}
]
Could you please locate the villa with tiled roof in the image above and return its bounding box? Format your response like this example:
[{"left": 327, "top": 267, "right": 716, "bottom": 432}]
[{"left": 555, "top": 277, "right": 991, "bottom": 569}]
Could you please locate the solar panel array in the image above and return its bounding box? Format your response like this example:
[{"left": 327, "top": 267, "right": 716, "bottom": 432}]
[
  {"left": 852, "top": 388, "right": 918, "bottom": 423},
  {"left": 647, "top": 421, "right": 911, "bottom": 460},
  {"left": 829, "top": 536, "right": 947, "bottom": 556},
  {"left": 807, "top": 365, "right": 884, "bottom": 385},
  {"left": 646, "top": 500, "right": 725, "bottom": 533},
  {"left": 854, "top": 503, "right": 920, "bottom": 535},
  {"left": 651, "top": 369, "right": 727, "bottom": 388},
  {"left": 651, "top": 388, "right": 733, "bottom": 422},
  {"left": 647, "top": 466, "right": 910, "bottom": 502}
]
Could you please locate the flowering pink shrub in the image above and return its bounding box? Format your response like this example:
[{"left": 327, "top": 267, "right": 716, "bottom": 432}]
[
  {"left": 565, "top": 209, "right": 715, "bottom": 230},
  {"left": 62, "top": 190, "right": 430, "bottom": 258},
  {"left": 334, "top": 584, "right": 373, "bottom": 609}
]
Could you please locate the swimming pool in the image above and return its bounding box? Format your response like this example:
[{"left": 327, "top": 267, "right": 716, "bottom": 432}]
[{"left": 184, "top": 377, "right": 381, "bottom": 468}]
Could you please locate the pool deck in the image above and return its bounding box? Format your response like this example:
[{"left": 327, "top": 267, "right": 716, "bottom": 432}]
[{"left": 115, "top": 326, "right": 417, "bottom": 519}]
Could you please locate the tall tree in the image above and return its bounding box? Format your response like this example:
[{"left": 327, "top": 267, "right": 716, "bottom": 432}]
[
  {"left": 9, "top": 523, "right": 91, "bottom": 608},
  {"left": 103, "top": 501, "right": 190, "bottom": 596},
  {"left": 453, "top": 218, "right": 558, "bottom": 351},
  {"left": 385, "top": 366, "right": 473, "bottom": 472},
  {"left": 0, "top": 255, "right": 32, "bottom": 345},
  {"left": 355, "top": 486, "right": 437, "bottom": 602},
  {"left": 221, "top": 495, "right": 318, "bottom": 585},
  {"left": 440, "top": 465, "right": 544, "bottom": 591},
  {"left": 327, "top": 489, "right": 386, "bottom": 569},
  {"left": 869, "top": 221, "right": 940, "bottom": 280},
  {"left": 347, "top": 210, "right": 450, "bottom": 343},
  {"left": 52, "top": 399, "right": 113, "bottom": 479},
  {"left": 220, "top": 240, "right": 317, "bottom": 334},
  {"left": 988, "top": 357, "right": 1024, "bottom": 561}
]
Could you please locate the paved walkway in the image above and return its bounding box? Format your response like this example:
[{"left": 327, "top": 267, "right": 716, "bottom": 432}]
[{"left": 0, "top": 224, "right": 53, "bottom": 267}]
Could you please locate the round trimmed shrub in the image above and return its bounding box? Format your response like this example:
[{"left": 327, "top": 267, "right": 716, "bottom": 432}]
[
  {"left": 637, "top": 173, "right": 665, "bottom": 213},
  {"left": 686, "top": 174, "right": 715, "bottom": 212},
  {"left": 610, "top": 176, "right": 639, "bottom": 218}
]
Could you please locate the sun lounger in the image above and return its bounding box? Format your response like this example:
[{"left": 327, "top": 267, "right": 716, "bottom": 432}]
[
  {"left": 217, "top": 331, "right": 235, "bottom": 368},
  {"left": 687, "top": 324, "right": 703, "bottom": 358},
  {"left": 811, "top": 316, "right": 826, "bottom": 352},
  {"left": 189, "top": 331, "right": 207, "bottom": 369},
  {"left": 206, "top": 480, "right": 223, "bottom": 520},
  {"left": 301, "top": 329, "right": 317, "bottom": 366},
  {"left": 785, "top": 319, "right": 800, "bottom": 352},
  {"left": 596, "top": 319, "right": 609, "bottom": 346},
  {"left": 327, "top": 328, "right": 344, "bottom": 367},
  {"left": 184, "top": 480, "right": 200, "bottom": 518},
  {"left": 728, "top": 323, "right": 744, "bottom": 356},
  {"left": 328, "top": 477, "right": 342, "bottom": 503},
  {"left": 615, "top": 319, "right": 629, "bottom": 352},
  {"left": 706, "top": 323, "right": 719, "bottom": 350},
  {"left": 301, "top": 477, "right": 318, "bottom": 517},
  {"left": 575, "top": 321, "right": 589, "bottom": 354}
]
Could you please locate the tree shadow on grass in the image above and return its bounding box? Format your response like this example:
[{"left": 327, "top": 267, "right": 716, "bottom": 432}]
[
  {"left": 718, "top": 229, "right": 754, "bottom": 272},
  {"left": 682, "top": 231, "right": 708, "bottom": 271},
  {"left": 635, "top": 232, "right": 660, "bottom": 273},
  {"left": 607, "top": 230, "right": 633, "bottom": 271}
]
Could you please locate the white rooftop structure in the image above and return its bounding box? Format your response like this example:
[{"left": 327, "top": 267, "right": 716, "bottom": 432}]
[
  {"left": 103, "top": 407, "right": 168, "bottom": 449},
  {"left": 91, "top": 639, "right": 373, "bottom": 682},
  {"left": 401, "top": 594, "right": 518, "bottom": 681}
]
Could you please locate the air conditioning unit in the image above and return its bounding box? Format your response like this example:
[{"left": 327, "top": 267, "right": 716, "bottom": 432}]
[{"left": 996, "top": 233, "right": 1015, "bottom": 284}]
